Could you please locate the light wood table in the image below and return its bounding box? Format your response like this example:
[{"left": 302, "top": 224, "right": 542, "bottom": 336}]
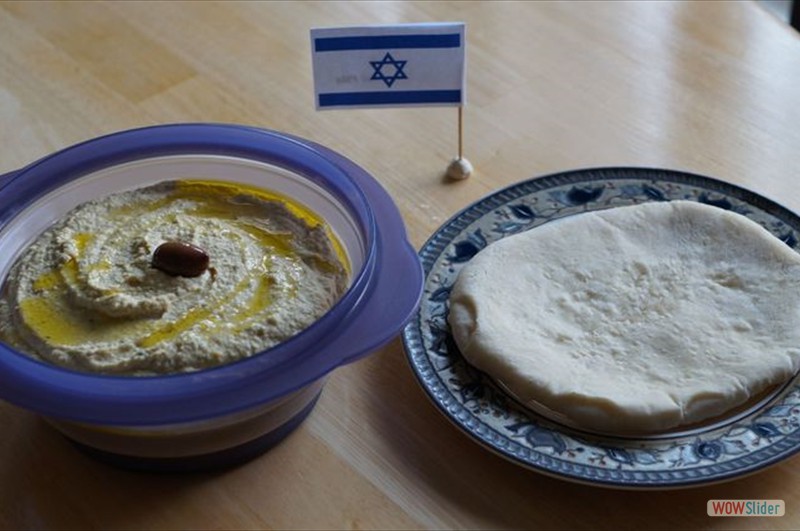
[{"left": 1, "top": 1, "right": 800, "bottom": 529}]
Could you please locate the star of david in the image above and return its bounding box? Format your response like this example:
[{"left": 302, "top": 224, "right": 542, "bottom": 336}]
[{"left": 369, "top": 52, "right": 408, "bottom": 88}]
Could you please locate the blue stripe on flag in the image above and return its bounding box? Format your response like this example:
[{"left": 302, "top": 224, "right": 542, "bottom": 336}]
[
  {"left": 315, "top": 34, "right": 461, "bottom": 52},
  {"left": 318, "top": 90, "right": 461, "bottom": 107}
]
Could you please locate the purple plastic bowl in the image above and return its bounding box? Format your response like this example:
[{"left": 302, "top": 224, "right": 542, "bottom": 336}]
[{"left": 0, "top": 124, "right": 423, "bottom": 471}]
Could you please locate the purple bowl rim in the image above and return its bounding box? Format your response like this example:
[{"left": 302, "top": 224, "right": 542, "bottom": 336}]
[{"left": 0, "top": 123, "right": 386, "bottom": 423}]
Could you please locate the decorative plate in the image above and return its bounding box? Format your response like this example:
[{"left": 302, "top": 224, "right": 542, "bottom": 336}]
[{"left": 401, "top": 167, "right": 800, "bottom": 489}]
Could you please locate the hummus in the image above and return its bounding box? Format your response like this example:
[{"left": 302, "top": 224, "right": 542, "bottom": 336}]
[{"left": 0, "top": 180, "right": 349, "bottom": 375}]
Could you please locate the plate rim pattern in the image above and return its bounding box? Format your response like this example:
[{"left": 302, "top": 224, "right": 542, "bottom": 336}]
[{"left": 402, "top": 166, "right": 800, "bottom": 489}]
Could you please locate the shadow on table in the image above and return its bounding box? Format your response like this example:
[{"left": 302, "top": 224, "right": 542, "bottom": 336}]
[
  {"left": 363, "top": 339, "right": 795, "bottom": 530},
  {"left": 0, "top": 413, "right": 227, "bottom": 530}
]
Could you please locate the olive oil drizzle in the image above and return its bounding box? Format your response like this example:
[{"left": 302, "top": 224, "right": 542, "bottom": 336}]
[{"left": 17, "top": 180, "right": 348, "bottom": 349}]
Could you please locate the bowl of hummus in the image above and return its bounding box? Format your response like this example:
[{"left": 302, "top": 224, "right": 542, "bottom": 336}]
[{"left": 0, "top": 124, "right": 423, "bottom": 471}]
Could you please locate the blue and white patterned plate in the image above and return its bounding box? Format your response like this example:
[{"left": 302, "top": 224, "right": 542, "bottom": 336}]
[{"left": 402, "top": 167, "right": 800, "bottom": 489}]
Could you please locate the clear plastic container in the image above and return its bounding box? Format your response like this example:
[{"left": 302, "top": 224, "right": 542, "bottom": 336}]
[{"left": 0, "top": 124, "right": 423, "bottom": 471}]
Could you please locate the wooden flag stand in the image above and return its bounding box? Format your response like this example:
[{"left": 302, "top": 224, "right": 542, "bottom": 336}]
[{"left": 446, "top": 106, "right": 473, "bottom": 180}]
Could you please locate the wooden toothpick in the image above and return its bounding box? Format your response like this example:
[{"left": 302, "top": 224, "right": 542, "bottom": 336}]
[
  {"left": 458, "top": 105, "right": 464, "bottom": 160},
  {"left": 447, "top": 105, "right": 473, "bottom": 180}
]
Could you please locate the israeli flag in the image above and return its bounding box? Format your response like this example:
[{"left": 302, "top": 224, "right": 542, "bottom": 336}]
[{"left": 311, "top": 23, "right": 465, "bottom": 109}]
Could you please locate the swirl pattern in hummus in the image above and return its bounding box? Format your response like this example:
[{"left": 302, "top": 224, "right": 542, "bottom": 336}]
[{"left": 0, "top": 180, "right": 348, "bottom": 375}]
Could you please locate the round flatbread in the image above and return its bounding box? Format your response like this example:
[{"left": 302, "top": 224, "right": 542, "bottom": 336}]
[{"left": 448, "top": 200, "right": 800, "bottom": 433}]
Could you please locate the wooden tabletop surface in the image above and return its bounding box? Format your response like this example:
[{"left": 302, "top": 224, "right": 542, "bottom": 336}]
[{"left": 2, "top": 1, "right": 800, "bottom": 529}]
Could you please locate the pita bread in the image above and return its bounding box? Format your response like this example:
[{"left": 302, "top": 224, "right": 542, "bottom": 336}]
[{"left": 448, "top": 200, "right": 800, "bottom": 433}]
